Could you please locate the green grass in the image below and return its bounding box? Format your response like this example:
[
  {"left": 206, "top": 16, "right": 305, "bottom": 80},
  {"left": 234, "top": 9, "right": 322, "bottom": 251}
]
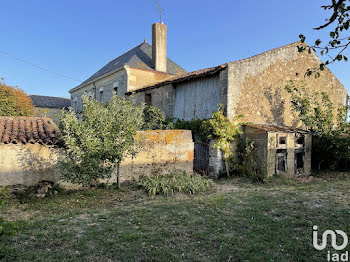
[{"left": 1, "top": 172, "right": 350, "bottom": 261}]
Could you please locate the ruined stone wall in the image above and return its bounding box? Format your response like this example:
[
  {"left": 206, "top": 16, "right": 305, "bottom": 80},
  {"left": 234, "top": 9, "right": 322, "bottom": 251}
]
[
  {"left": 115, "top": 130, "right": 194, "bottom": 183},
  {"left": 227, "top": 42, "right": 348, "bottom": 126},
  {"left": 0, "top": 144, "right": 60, "bottom": 186},
  {"left": 0, "top": 130, "right": 194, "bottom": 186}
]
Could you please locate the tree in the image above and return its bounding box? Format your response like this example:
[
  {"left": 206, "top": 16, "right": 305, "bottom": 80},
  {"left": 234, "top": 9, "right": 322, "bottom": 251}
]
[
  {"left": 0, "top": 84, "right": 34, "bottom": 116},
  {"left": 285, "top": 80, "right": 350, "bottom": 170},
  {"left": 142, "top": 105, "right": 167, "bottom": 130},
  {"left": 203, "top": 106, "right": 242, "bottom": 177},
  {"left": 58, "top": 94, "right": 144, "bottom": 187},
  {"left": 298, "top": 0, "right": 350, "bottom": 76}
]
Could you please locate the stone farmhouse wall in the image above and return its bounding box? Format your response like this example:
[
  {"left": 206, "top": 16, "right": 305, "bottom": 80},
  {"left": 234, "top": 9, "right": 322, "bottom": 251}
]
[
  {"left": 0, "top": 130, "right": 194, "bottom": 187},
  {"left": 0, "top": 144, "right": 60, "bottom": 186},
  {"left": 227, "top": 42, "right": 348, "bottom": 126}
]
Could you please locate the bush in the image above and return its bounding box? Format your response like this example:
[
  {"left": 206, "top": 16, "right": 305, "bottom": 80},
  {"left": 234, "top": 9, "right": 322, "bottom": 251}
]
[
  {"left": 139, "top": 171, "right": 214, "bottom": 196},
  {"left": 142, "top": 106, "right": 167, "bottom": 130},
  {"left": 230, "top": 138, "right": 267, "bottom": 182},
  {"left": 173, "top": 118, "right": 208, "bottom": 141},
  {"left": 0, "top": 84, "right": 34, "bottom": 116},
  {"left": 59, "top": 94, "right": 144, "bottom": 186}
]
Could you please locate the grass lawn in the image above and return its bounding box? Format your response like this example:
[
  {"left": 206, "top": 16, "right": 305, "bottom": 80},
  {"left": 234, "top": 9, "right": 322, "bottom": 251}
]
[{"left": 1, "top": 173, "right": 350, "bottom": 261}]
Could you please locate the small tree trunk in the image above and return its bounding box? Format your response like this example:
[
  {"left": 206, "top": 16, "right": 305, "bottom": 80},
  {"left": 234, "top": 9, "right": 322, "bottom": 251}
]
[
  {"left": 225, "top": 159, "right": 230, "bottom": 177},
  {"left": 116, "top": 162, "right": 121, "bottom": 189}
]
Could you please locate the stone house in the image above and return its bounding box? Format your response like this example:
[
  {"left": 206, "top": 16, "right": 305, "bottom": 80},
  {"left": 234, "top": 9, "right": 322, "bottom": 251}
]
[
  {"left": 69, "top": 23, "right": 186, "bottom": 113},
  {"left": 70, "top": 22, "right": 348, "bottom": 177},
  {"left": 30, "top": 95, "right": 71, "bottom": 123},
  {"left": 70, "top": 22, "right": 347, "bottom": 126},
  {"left": 127, "top": 42, "right": 347, "bottom": 126}
]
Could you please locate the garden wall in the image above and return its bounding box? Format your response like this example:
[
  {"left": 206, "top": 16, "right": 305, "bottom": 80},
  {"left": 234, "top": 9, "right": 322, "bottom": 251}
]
[{"left": 0, "top": 129, "right": 194, "bottom": 186}]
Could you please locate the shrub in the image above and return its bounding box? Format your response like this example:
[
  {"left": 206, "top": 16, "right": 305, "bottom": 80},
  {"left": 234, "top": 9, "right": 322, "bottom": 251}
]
[
  {"left": 139, "top": 171, "right": 214, "bottom": 196},
  {"left": 202, "top": 106, "right": 243, "bottom": 177},
  {"left": 230, "top": 138, "right": 267, "bottom": 182},
  {"left": 285, "top": 80, "right": 350, "bottom": 171},
  {"left": 142, "top": 106, "right": 167, "bottom": 130},
  {"left": 59, "top": 94, "right": 144, "bottom": 187},
  {"left": 173, "top": 118, "right": 208, "bottom": 141},
  {"left": 0, "top": 84, "right": 34, "bottom": 116}
]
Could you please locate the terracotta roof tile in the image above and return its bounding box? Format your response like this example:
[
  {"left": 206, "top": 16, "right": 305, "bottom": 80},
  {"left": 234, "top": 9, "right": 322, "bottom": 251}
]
[
  {"left": 245, "top": 123, "right": 309, "bottom": 134},
  {"left": 125, "top": 64, "right": 227, "bottom": 95},
  {"left": 0, "top": 117, "right": 61, "bottom": 145}
]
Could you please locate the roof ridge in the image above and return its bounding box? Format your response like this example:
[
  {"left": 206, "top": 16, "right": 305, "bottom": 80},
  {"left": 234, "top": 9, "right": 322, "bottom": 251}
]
[
  {"left": 229, "top": 41, "right": 302, "bottom": 65},
  {"left": 29, "top": 94, "right": 70, "bottom": 100}
]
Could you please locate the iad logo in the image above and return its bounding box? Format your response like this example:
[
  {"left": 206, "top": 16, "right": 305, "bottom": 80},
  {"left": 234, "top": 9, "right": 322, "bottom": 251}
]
[{"left": 313, "top": 225, "right": 349, "bottom": 261}]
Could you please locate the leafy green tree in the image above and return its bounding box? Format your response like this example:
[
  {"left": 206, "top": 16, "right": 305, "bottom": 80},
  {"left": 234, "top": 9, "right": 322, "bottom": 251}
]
[
  {"left": 285, "top": 80, "right": 350, "bottom": 170},
  {"left": 203, "top": 106, "right": 243, "bottom": 177},
  {"left": 59, "top": 94, "right": 144, "bottom": 187},
  {"left": 0, "top": 84, "right": 34, "bottom": 116},
  {"left": 298, "top": 0, "right": 350, "bottom": 76}
]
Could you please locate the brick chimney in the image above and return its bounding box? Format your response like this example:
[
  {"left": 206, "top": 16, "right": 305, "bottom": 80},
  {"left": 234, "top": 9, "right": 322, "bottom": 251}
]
[{"left": 152, "top": 23, "right": 167, "bottom": 72}]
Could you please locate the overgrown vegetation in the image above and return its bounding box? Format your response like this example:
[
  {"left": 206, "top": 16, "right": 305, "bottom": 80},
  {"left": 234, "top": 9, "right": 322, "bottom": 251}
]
[
  {"left": 138, "top": 171, "right": 214, "bottom": 196},
  {"left": 0, "top": 84, "right": 34, "bottom": 116},
  {"left": 285, "top": 80, "right": 350, "bottom": 171},
  {"left": 173, "top": 118, "right": 208, "bottom": 141},
  {"left": 142, "top": 105, "right": 173, "bottom": 130},
  {"left": 202, "top": 106, "right": 243, "bottom": 177},
  {"left": 59, "top": 94, "right": 144, "bottom": 187},
  {"left": 230, "top": 137, "right": 267, "bottom": 182}
]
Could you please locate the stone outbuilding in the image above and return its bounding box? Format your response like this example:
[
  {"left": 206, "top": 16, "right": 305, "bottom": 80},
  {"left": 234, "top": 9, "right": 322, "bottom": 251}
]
[{"left": 242, "top": 124, "right": 311, "bottom": 177}]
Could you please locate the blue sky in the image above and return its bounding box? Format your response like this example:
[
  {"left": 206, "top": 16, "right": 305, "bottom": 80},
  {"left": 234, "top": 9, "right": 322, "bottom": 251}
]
[{"left": 0, "top": 0, "right": 349, "bottom": 98}]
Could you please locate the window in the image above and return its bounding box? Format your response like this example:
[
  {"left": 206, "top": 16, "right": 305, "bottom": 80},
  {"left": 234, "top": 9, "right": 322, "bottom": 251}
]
[
  {"left": 296, "top": 135, "right": 305, "bottom": 145},
  {"left": 279, "top": 136, "right": 286, "bottom": 145},
  {"left": 99, "top": 87, "right": 104, "bottom": 102},
  {"left": 113, "top": 82, "right": 118, "bottom": 95},
  {"left": 145, "top": 93, "right": 152, "bottom": 106},
  {"left": 73, "top": 97, "right": 77, "bottom": 111}
]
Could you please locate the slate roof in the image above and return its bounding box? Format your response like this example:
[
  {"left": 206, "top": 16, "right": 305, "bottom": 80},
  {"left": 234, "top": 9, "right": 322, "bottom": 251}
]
[
  {"left": 245, "top": 124, "right": 310, "bottom": 134},
  {"left": 0, "top": 117, "right": 61, "bottom": 145},
  {"left": 30, "top": 95, "right": 71, "bottom": 109},
  {"left": 78, "top": 41, "right": 186, "bottom": 87},
  {"left": 126, "top": 64, "right": 226, "bottom": 95}
]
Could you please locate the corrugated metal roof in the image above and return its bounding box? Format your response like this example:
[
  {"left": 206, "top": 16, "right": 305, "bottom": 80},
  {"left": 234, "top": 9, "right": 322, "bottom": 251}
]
[
  {"left": 30, "top": 95, "right": 71, "bottom": 109},
  {"left": 0, "top": 117, "right": 61, "bottom": 145},
  {"left": 77, "top": 42, "right": 186, "bottom": 88}
]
